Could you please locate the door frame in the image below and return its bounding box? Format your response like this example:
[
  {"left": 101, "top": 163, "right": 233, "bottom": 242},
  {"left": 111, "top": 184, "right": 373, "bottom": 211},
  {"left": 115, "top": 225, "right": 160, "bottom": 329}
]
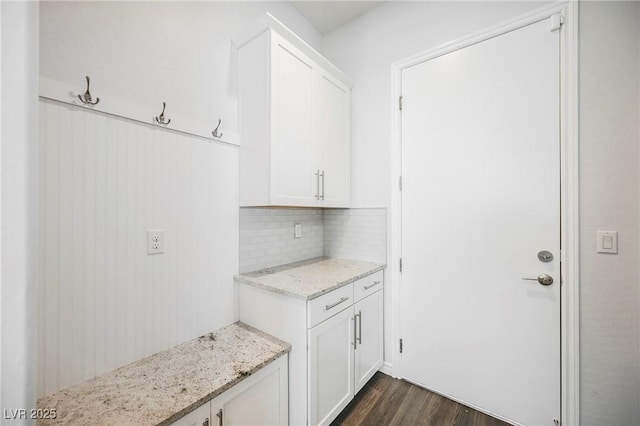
[{"left": 388, "top": 2, "right": 580, "bottom": 424}]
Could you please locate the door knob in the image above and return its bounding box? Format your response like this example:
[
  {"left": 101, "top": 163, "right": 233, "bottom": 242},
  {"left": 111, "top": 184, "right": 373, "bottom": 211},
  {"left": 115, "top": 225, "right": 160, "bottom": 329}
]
[{"left": 522, "top": 274, "right": 554, "bottom": 286}]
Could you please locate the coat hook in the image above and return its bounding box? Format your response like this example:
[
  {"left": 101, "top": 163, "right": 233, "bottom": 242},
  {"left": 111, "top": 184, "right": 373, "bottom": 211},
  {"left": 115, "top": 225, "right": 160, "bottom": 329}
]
[
  {"left": 155, "top": 102, "right": 171, "bottom": 125},
  {"left": 77, "top": 76, "right": 100, "bottom": 105},
  {"left": 212, "top": 119, "right": 223, "bottom": 138}
]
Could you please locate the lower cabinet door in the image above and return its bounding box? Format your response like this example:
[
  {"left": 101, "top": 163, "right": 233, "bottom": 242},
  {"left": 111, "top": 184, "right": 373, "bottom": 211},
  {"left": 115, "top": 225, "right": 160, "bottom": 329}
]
[
  {"left": 171, "top": 402, "right": 211, "bottom": 426},
  {"left": 308, "top": 307, "right": 355, "bottom": 426},
  {"left": 211, "top": 355, "right": 288, "bottom": 426},
  {"left": 354, "top": 290, "right": 384, "bottom": 394}
]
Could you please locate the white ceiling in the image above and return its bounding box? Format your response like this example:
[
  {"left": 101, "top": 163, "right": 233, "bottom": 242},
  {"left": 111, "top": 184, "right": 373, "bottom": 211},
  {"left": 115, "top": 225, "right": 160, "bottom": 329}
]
[{"left": 290, "top": 1, "right": 385, "bottom": 34}]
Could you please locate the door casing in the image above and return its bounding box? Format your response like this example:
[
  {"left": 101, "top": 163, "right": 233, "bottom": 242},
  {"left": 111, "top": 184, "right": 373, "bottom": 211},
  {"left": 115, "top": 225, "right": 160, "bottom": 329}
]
[{"left": 387, "top": 2, "right": 580, "bottom": 424}]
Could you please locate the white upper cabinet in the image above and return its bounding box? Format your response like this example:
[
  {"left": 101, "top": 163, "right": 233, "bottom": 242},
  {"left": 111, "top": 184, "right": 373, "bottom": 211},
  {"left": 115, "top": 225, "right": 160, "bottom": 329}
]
[
  {"left": 235, "top": 14, "right": 352, "bottom": 207},
  {"left": 272, "top": 34, "right": 316, "bottom": 205},
  {"left": 315, "top": 72, "right": 351, "bottom": 206}
]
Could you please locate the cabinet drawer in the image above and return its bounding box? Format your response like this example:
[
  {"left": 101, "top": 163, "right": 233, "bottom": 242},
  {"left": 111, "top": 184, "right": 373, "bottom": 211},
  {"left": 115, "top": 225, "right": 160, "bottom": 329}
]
[
  {"left": 353, "top": 271, "right": 383, "bottom": 302},
  {"left": 308, "top": 284, "right": 353, "bottom": 328}
]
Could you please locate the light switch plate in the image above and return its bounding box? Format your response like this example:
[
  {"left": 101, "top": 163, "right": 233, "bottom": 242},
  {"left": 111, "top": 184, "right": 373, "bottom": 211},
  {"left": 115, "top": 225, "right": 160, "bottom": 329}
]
[
  {"left": 294, "top": 223, "right": 302, "bottom": 239},
  {"left": 597, "top": 230, "right": 618, "bottom": 254}
]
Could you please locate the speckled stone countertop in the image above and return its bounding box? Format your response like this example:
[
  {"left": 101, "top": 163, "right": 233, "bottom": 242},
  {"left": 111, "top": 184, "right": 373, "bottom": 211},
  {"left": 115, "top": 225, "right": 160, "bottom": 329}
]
[
  {"left": 37, "top": 322, "right": 290, "bottom": 426},
  {"left": 234, "top": 257, "right": 386, "bottom": 300}
]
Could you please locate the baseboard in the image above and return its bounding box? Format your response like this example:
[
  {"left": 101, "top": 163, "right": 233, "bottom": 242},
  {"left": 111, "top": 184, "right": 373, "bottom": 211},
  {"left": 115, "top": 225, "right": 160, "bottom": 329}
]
[{"left": 379, "top": 361, "right": 395, "bottom": 377}]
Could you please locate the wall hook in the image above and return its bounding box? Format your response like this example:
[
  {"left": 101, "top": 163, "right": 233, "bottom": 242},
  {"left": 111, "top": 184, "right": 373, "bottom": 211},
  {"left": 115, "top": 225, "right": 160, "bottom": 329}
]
[
  {"left": 77, "top": 76, "right": 100, "bottom": 105},
  {"left": 212, "top": 119, "right": 223, "bottom": 138},
  {"left": 155, "top": 102, "right": 171, "bottom": 125}
]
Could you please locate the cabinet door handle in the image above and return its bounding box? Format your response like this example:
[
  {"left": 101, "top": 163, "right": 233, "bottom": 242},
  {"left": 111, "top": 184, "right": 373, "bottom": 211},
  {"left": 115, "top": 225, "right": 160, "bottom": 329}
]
[
  {"left": 352, "top": 316, "right": 357, "bottom": 349},
  {"left": 216, "top": 408, "right": 223, "bottom": 426},
  {"left": 320, "top": 170, "right": 325, "bottom": 200},
  {"left": 363, "top": 281, "right": 381, "bottom": 291},
  {"left": 356, "top": 310, "right": 362, "bottom": 345},
  {"left": 325, "top": 296, "right": 349, "bottom": 311},
  {"left": 315, "top": 170, "right": 320, "bottom": 200}
]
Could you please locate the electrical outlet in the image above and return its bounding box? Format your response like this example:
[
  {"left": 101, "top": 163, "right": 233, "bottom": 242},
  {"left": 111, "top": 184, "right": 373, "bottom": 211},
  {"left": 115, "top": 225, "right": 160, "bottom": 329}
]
[
  {"left": 147, "top": 229, "right": 165, "bottom": 255},
  {"left": 294, "top": 223, "right": 302, "bottom": 239}
]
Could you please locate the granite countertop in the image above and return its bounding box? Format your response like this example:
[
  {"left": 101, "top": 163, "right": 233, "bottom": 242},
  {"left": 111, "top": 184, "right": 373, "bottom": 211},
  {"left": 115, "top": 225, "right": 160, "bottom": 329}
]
[
  {"left": 37, "top": 322, "right": 290, "bottom": 426},
  {"left": 234, "top": 257, "right": 386, "bottom": 300}
]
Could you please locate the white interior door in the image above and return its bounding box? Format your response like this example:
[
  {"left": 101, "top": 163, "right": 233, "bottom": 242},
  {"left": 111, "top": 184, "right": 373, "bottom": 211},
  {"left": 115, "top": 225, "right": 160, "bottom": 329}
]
[{"left": 401, "top": 18, "right": 560, "bottom": 426}]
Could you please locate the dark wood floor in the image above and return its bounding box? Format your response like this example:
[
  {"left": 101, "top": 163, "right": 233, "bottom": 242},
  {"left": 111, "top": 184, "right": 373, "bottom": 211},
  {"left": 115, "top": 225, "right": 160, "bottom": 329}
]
[{"left": 331, "top": 373, "right": 511, "bottom": 426}]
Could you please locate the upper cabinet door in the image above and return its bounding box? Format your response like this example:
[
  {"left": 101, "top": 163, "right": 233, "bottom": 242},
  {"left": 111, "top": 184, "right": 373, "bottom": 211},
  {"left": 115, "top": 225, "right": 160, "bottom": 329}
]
[
  {"left": 236, "top": 16, "right": 353, "bottom": 208},
  {"left": 271, "top": 37, "right": 317, "bottom": 205},
  {"left": 316, "top": 72, "right": 351, "bottom": 207}
]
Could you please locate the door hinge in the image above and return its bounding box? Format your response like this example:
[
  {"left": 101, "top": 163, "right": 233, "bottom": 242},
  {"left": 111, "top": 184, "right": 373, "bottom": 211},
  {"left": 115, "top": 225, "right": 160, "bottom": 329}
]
[
  {"left": 399, "top": 338, "right": 403, "bottom": 353},
  {"left": 550, "top": 14, "right": 563, "bottom": 32},
  {"left": 399, "top": 176, "right": 403, "bottom": 191},
  {"left": 399, "top": 258, "right": 403, "bottom": 272},
  {"left": 399, "top": 95, "right": 403, "bottom": 111}
]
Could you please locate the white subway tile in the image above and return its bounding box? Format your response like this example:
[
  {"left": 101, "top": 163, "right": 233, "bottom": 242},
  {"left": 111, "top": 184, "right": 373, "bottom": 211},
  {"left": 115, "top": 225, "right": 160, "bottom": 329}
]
[{"left": 239, "top": 207, "right": 387, "bottom": 271}]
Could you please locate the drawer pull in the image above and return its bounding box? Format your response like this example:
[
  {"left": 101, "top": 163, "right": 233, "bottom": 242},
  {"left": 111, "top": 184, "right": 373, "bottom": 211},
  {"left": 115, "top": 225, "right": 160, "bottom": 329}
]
[
  {"left": 364, "top": 281, "right": 381, "bottom": 290},
  {"left": 325, "top": 297, "right": 349, "bottom": 311}
]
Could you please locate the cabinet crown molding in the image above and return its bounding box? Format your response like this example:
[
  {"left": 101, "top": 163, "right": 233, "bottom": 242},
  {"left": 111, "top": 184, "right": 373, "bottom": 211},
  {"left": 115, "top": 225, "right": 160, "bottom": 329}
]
[{"left": 232, "top": 12, "right": 354, "bottom": 89}]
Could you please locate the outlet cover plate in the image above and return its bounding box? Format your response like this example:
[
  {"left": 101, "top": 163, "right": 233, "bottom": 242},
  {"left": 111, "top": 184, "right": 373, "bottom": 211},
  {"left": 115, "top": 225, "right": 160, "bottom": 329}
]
[
  {"left": 596, "top": 230, "right": 617, "bottom": 254},
  {"left": 147, "top": 229, "right": 165, "bottom": 255}
]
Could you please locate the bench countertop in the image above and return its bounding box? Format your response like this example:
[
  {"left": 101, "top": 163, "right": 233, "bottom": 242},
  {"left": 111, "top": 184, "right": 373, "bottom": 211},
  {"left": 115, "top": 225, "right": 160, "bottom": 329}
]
[{"left": 37, "top": 322, "right": 290, "bottom": 426}]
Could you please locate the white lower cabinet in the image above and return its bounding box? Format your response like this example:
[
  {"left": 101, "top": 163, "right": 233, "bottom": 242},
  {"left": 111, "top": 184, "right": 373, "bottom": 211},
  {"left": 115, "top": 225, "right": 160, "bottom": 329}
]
[
  {"left": 171, "top": 401, "right": 211, "bottom": 426},
  {"left": 171, "top": 354, "right": 288, "bottom": 426},
  {"left": 354, "top": 290, "right": 384, "bottom": 394},
  {"left": 308, "top": 289, "right": 384, "bottom": 426},
  {"left": 308, "top": 307, "right": 354, "bottom": 426},
  {"left": 238, "top": 270, "right": 384, "bottom": 425}
]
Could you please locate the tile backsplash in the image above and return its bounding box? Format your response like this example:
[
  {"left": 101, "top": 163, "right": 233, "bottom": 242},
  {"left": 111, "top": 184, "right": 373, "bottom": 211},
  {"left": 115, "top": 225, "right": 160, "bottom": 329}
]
[
  {"left": 324, "top": 208, "right": 386, "bottom": 264},
  {"left": 239, "top": 208, "right": 324, "bottom": 273},
  {"left": 239, "top": 207, "right": 387, "bottom": 273}
]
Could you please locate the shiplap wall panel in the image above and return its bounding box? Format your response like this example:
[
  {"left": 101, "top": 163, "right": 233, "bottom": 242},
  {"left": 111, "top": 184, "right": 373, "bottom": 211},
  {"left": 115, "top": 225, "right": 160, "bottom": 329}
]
[
  {"left": 39, "top": 99, "right": 238, "bottom": 397},
  {"left": 57, "top": 103, "right": 74, "bottom": 390}
]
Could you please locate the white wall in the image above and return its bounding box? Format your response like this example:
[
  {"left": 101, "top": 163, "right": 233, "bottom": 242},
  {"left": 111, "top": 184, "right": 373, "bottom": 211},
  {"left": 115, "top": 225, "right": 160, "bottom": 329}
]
[
  {"left": 323, "top": 0, "right": 548, "bottom": 367},
  {"left": 579, "top": 2, "right": 640, "bottom": 424},
  {"left": 1, "top": 0, "right": 39, "bottom": 422},
  {"left": 40, "top": 1, "right": 323, "bottom": 145},
  {"left": 38, "top": 1, "right": 322, "bottom": 397}
]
